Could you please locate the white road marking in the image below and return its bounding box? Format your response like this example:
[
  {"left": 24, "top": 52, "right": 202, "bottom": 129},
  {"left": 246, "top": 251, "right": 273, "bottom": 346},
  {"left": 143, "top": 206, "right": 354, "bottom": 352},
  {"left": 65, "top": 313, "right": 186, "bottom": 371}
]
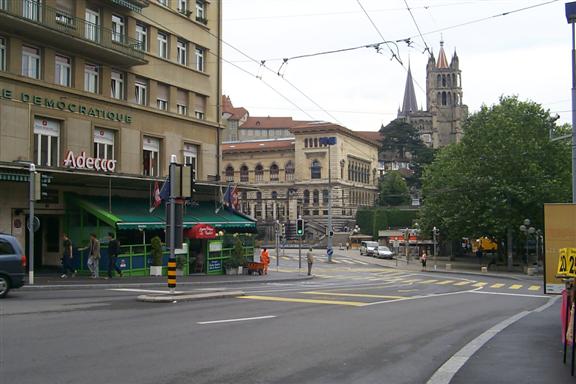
[
  {"left": 471, "top": 290, "right": 549, "bottom": 299},
  {"left": 108, "top": 288, "right": 183, "bottom": 294},
  {"left": 197, "top": 315, "right": 277, "bottom": 325},
  {"left": 426, "top": 295, "right": 559, "bottom": 384}
]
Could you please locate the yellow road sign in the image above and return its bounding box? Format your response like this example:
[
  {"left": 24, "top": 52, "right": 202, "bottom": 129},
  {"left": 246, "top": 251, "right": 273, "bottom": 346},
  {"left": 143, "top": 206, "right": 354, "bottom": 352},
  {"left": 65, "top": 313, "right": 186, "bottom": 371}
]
[{"left": 557, "top": 248, "right": 576, "bottom": 278}]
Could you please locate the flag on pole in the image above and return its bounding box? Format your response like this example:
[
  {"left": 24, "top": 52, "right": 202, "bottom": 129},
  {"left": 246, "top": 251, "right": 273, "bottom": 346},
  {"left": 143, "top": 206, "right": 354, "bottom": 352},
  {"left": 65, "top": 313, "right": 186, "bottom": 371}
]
[
  {"left": 149, "top": 177, "right": 170, "bottom": 212},
  {"left": 223, "top": 183, "right": 239, "bottom": 211}
]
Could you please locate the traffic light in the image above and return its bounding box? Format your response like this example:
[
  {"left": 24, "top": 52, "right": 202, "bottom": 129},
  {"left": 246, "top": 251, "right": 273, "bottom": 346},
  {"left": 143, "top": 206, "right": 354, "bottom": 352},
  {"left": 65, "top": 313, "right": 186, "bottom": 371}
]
[
  {"left": 296, "top": 218, "right": 304, "bottom": 236},
  {"left": 33, "top": 172, "right": 48, "bottom": 201}
]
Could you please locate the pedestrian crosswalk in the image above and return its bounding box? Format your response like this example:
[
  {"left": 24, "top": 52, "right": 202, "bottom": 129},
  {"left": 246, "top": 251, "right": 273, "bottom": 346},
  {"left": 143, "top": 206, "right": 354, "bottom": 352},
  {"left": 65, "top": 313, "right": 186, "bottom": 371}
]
[{"left": 269, "top": 255, "right": 369, "bottom": 265}]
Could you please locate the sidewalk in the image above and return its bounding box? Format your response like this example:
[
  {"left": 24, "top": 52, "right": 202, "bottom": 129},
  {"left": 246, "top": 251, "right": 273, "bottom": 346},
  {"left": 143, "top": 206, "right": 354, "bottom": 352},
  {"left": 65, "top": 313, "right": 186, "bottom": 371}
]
[{"left": 23, "top": 270, "right": 313, "bottom": 290}]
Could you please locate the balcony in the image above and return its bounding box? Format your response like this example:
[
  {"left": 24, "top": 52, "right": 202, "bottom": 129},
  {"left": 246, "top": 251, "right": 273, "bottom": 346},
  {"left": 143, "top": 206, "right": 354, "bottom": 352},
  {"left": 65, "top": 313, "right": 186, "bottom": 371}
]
[
  {"left": 0, "top": 0, "right": 147, "bottom": 66},
  {"left": 103, "top": 0, "right": 150, "bottom": 13}
]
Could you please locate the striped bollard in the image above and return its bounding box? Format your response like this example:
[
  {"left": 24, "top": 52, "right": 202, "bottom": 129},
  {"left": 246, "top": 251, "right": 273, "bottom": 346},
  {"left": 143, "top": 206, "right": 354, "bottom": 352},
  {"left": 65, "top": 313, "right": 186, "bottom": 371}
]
[{"left": 167, "top": 259, "right": 177, "bottom": 293}]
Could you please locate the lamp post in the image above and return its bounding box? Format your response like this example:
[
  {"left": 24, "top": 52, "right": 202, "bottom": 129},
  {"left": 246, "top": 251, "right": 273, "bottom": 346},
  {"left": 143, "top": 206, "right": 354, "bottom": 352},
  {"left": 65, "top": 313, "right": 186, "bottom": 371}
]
[
  {"left": 565, "top": 2, "right": 576, "bottom": 203},
  {"left": 519, "top": 218, "right": 537, "bottom": 267},
  {"left": 320, "top": 136, "right": 337, "bottom": 262},
  {"left": 433, "top": 226, "right": 439, "bottom": 270}
]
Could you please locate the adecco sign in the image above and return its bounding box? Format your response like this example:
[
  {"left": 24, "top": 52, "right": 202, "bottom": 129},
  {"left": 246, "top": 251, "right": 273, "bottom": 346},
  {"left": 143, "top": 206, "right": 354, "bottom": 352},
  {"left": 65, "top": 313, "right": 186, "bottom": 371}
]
[{"left": 63, "top": 150, "right": 117, "bottom": 172}]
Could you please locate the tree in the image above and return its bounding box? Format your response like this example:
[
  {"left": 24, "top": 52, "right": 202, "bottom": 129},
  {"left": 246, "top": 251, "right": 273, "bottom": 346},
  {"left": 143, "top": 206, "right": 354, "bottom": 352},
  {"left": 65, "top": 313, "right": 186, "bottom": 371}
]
[
  {"left": 379, "top": 119, "right": 435, "bottom": 189},
  {"left": 378, "top": 171, "right": 410, "bottom": 206},
  {"left": 420, "top": 96, "right": 571, "bottom": 245}
]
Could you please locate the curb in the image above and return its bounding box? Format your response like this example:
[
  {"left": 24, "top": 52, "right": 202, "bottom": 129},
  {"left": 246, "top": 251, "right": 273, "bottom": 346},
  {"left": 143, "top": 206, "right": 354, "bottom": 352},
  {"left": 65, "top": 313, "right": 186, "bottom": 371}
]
[
  {"left": 21, "top": 275, "right": 314, "bottom": 291},
  {"left": 137, "top": 290, "right": 245, "bottom": 303}
]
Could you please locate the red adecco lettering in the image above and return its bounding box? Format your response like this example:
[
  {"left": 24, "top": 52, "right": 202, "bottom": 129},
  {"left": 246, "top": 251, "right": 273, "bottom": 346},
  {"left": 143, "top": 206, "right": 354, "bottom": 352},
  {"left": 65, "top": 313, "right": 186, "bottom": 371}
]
[{"left": 63, "top": 151, "right": 117, "bottom": 172}]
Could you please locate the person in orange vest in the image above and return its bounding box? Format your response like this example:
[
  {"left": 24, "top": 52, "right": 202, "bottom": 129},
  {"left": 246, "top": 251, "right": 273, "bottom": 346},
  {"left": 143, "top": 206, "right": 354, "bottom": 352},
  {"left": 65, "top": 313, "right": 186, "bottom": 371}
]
[{"left": 260, "top": 247, "right": 270, "bottom": 275}]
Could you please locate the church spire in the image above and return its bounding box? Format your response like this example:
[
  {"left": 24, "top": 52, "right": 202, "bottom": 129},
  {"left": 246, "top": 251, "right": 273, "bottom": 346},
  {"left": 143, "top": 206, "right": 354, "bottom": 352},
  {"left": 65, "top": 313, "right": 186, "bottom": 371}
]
[
  {"left": 398, "top": 65, "right": 418, "bottom": 117},
  {"left": 437, "top": 40, "right": 449, "bottom": 69}
]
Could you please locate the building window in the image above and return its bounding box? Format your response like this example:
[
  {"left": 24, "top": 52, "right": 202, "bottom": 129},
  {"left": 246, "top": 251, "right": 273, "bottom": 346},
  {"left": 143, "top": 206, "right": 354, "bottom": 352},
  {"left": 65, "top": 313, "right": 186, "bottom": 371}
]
[
  {"left": 135, "top": 78, "right": 147, "bottom": 106},
  {"left": 136, "top": 23, "right": 148, "bottom": 51},
  {"left": 225, "top": 165, "right": 234, "bottom": 182},
  {"left": 271, "top": 191, "right": 278, "bottom": 200},
  {"left": 157, "top": 31, "right": 168, "bottom": 59},
  {"left": 313, "top": 190, "right": 319, "bottom": 205},
  {"left": 323, "top": 189, "right": 329, "bottom": 205},
  {"left": 195, "top": 46, "right": 205, "bottom": 72},
  {"left": 24, "top": 0, "right": 41, "bottom": 21},
  {"left": 111, "top": 15, "right": 125, "bottom": 43},
  {"left": 183, "top": 143, "right": 198, "bottom": 178},
  {"left": 176, "top": 89, "right": 188, "bottom": 115},
  {"left": 110, "top": 70, "right": 124, "bottom": 100},
  {"left": 143, "top": 136, "right": 160, "bottom": 177},
  {"left": 93, "top": 128, "right": 115, "bottom": 160},
  {"left": 33, "top": 118, "right": 60, "bottom": 167},
  {"left": 303, "top": 190, "right": 310, "bottom": 205},
  {"left": 84, "top": 63, "right": 99, "bottom": 93},
  {"left": 285, "top": 161, "right": 294, "bottom": 181},
  {"left": 0, "top": 37, "right": 5, "bottom": 71},
  {"left": 240, "top": 165, "right": 249, "bottom": 183},
  {"left": 22, "top": 45, "right": 41, "bottom": 79},
  {"left": 196, "top": 0, "right": 206, "bottom": 22},
  {"left": 85, "top": 8, "right": 100, "bottom": 42},
  {"left": 255, "top": 164, "right": 263, "bottom": 182},
  {"left": 194, "top": 94, "right": 206, "bottom": 119},
  {"left": 156, "top": 83, "right": 169, "bottom": 111},
  {"left": 157, "top": 0, "right": 167, "bottom": 5},
  {"left": 311, "top": 159, "right": 321, "bottom": 179},
  {"left": 269, "top": 164, "right": 279, "bottom": 181},
  {"left": 178, "top": 0, "right": 188, "bottom": 14},
  {"left": 177, "top": 39, "right": 187, "bottom": 65},
  {"left": 54, "top": 55, "right": 71, "bottom": 87},
  {"left": 55, "top": 0, "right": 74, "bottom": 26}
]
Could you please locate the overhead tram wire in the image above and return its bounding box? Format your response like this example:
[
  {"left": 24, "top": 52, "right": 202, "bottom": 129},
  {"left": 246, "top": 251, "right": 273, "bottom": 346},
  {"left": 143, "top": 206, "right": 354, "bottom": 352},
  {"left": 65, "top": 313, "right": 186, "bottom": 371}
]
[{"left": 403, "top": 0, "right": 431, "bottom": 56}]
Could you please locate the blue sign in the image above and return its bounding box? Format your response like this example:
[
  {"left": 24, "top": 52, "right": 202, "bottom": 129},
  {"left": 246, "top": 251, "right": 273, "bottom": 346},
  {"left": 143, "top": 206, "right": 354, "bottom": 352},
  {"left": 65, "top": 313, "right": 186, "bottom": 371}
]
[
  {"left": 319, "top": 137, "right": 337, "bottom": 146},
  {"left": 208, "top": 260, "right": 222, "bottom": 272},
  {"left": 327, "top": 248, "right": 334, "bottom": 257}
]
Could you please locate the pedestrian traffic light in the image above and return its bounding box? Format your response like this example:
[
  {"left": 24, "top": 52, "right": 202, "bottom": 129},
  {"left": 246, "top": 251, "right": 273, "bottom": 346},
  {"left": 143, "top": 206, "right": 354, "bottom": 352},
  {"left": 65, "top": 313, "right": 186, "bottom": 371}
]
[
  {"left": 296, "top": 218, "right": 304, "bottom": 236},
  {"left": 33, "top": 172, "right": 49, "bottom": 201}
]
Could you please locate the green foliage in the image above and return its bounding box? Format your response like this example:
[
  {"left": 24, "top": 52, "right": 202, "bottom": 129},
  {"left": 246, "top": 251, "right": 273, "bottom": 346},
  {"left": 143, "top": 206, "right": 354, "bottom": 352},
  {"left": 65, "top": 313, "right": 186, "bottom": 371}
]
[
  {"left": 378, "top": 171, "right": 411, "bottom": 206},
  {"left": 356, "top": 208, "right": 420, "bottom": 236},
  {"left": 420, "top": 96, "right": 571, "bottom": 241},
  {"left": 150, "top": 236, "right": 163, "bottom": 266},
  {"left": 224, "top": 236, "right": 247, "bottom": 269}
]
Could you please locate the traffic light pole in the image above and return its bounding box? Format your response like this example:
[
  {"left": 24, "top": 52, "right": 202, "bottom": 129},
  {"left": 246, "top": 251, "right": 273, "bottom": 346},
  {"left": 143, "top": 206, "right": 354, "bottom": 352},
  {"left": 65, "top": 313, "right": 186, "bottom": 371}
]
[
  {"left": 327, "top": 142, "right": 333, "bottom": 263},
  {"left": 28, "top": 164, "right": 35, "bottom": 285}
]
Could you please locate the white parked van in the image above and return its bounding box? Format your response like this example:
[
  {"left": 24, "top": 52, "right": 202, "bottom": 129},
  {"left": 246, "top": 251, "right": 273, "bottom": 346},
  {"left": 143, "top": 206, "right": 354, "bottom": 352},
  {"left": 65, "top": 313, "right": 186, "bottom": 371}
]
[{"left": 359, "top": 241, "right": 379, "bottom": 256}]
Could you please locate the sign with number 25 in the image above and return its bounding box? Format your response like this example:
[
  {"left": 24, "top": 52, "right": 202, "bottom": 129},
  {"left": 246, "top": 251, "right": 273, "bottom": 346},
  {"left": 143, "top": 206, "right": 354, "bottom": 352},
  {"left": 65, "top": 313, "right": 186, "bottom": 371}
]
[{"left": 557, "top": 248, "right": 576, "bottom": 277}]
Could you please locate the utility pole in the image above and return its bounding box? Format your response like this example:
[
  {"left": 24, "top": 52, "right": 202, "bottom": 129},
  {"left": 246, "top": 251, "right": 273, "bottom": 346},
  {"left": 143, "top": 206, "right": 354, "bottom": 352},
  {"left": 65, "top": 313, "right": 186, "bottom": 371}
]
[{"left": 28, "top": 163, "right": 35, "bottom": 285}]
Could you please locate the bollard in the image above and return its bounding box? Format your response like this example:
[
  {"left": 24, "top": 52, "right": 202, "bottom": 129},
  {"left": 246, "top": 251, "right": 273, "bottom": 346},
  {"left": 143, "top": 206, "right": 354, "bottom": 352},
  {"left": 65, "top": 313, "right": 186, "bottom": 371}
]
[
  {"left": 445, "top": 264, "right": 452, "bottom": 271},
  {"left": 481, "top": 266, "right": 488, "bottom": 273},
  {"left": 167, "top": 260, "right": 177, "bottom": 292}
]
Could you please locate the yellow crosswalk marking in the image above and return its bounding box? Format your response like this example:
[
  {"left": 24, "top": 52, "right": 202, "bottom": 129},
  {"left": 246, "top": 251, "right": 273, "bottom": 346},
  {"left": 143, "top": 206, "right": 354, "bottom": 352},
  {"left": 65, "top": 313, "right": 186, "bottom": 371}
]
[
  {"left": 436, "top": 280, "right": 456, "bottom": 285},
  {"left": 528, "top": 285, "right": 541, "bottom": 291},
  {"left": 420, "top": 279, "right": 439, "bottom": 284},
  {"left": 400, "top": 279, "right": 422, "bottom": 283},
  {"left": 281, "top": 257, "right": 290, "bottom": 260},
  {"left": 340, "top": 260, "right": 355, "bottom": 264},
  {"left": 509, "top": 284, "right": 522, "bottom": 290},
  {"left": 472, "top": 282, "right": 487, "bottom": 287},
  {"left": 331, "top": 260, "right": 342, "bottom": 264},
  {"left": 453, "top": 281, "right": 471, "bottom": 286},
  {"left": 302, "top": 292, "right": 406, "bottom": 300},
  {"left": 238, "top": 295, "right": 365, "bottom": 307},
  {"left": 490, "top": 283, "right": 505, "bottom": 288}
]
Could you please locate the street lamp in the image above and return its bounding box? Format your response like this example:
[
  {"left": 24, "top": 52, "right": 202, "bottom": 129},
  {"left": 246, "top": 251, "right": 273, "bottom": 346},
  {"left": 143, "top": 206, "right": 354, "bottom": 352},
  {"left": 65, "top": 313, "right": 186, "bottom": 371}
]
[
  {"left": 519, "top": 218, "right": 537, "bottom": 266},
  {"left": 565, "top": 2, "right": 576, "bottom": 203},
  {"left": 319, "top": 136, "right": 337, "bottom": 262},
  {"left": 433, "top": 226, "right": 439, "bottom": 270}
]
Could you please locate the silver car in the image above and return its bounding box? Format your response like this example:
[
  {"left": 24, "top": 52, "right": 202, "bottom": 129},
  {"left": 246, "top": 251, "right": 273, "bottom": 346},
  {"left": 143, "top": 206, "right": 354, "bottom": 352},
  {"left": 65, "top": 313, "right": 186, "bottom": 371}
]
[{"left": 376, "top": 245, "right": 394, "bottom": 259}]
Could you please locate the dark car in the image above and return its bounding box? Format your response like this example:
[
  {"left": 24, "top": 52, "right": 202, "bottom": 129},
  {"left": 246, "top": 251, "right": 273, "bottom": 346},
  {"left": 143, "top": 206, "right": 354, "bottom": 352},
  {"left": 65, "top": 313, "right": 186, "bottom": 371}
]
[{"left": 0, "top": 234, "right": 27, "bottom": 298}]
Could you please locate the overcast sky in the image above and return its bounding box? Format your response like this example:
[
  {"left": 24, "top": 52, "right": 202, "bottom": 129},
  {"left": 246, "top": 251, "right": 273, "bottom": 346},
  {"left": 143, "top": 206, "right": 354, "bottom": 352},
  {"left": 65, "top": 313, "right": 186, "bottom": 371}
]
[{"left": 221, "top": 0, "right": 569, "bottom": 132}]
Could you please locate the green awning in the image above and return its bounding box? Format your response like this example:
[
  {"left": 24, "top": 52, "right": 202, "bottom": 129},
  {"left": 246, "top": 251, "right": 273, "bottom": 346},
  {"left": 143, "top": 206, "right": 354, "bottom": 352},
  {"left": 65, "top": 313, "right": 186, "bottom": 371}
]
[
  {"left": 68, "top": 195, "right": 256, "bottom": 232},
  {"left": 0, "top": 172, "right": 28, "bottom": 182}
]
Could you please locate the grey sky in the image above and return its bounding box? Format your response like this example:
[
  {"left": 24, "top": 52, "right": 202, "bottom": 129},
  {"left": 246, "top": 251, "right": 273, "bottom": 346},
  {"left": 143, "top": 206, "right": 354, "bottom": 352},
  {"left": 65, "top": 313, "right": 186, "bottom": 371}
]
[{"left": 222, "top": 0, "right": 569, "bottom": 132}]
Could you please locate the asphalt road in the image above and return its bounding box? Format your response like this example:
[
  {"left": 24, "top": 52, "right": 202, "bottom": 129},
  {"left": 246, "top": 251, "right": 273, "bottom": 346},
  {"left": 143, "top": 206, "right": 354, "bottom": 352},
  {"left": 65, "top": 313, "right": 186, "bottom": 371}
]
[{"left": 0, "top": 255, "right": 555, "bottom": 384}]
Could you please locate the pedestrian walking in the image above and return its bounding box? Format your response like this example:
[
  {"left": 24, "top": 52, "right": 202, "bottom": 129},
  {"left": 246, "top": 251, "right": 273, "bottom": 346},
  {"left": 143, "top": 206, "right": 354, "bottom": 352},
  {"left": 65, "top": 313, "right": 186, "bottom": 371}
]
[
  {"left": 420, "top": 251, "right": 428, "bottom": 271},
  {"left": 106, "top": 232, "right": 123, "bottom": 279},
  {"left": 306, "top": 247, "right": 314, "bottom": 276},
  {"left": 346, "top": 242, "right": 350, "bottom": 251},
  {"left": 83, "top": 233, "right": 101, "bottom": 278},
  {"left": 60, "top": 233, "right": 75, "bottom": 278},
  {"left": 260, "top": 247, "right": 270, "bottom": 275}
]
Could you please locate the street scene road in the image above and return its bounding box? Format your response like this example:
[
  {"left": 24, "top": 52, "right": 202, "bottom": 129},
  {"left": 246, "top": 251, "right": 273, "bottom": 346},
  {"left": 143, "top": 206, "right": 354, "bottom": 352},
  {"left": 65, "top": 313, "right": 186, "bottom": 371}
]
[{"left": 1, "top": 250, "right": 570, "bottom": 384}]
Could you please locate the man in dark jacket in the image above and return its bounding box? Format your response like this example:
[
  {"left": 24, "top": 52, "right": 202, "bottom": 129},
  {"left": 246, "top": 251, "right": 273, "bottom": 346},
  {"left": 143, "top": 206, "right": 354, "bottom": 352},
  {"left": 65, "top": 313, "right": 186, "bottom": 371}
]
[{"left": 107, "top": 232, "right": 123, "bottom": 278}]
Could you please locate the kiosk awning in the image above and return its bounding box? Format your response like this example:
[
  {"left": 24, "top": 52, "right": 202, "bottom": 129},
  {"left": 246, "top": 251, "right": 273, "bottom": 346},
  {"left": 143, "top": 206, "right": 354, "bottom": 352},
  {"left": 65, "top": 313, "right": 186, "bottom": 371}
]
[{"left": 68, "top": 195, "right": 257, "bottom": 231}]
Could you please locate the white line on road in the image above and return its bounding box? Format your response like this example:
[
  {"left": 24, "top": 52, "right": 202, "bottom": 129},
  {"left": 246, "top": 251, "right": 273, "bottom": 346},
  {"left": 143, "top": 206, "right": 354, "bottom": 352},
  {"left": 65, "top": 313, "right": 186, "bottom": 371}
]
[
  {"left": 197, "top": 315, "right": 277, "bottom": 325},
  {"left": 426, "top": 295, "right": 559, "bottom": 384},
  {"left": 471, "top": 291, "right": 549, "bottom": 299}
]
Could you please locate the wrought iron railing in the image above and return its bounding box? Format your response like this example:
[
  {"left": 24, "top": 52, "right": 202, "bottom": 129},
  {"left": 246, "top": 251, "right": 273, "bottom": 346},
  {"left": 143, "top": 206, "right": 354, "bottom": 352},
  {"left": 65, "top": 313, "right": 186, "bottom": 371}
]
[{"left": 0, "top": 0, "right": 144, "bottom": 61}]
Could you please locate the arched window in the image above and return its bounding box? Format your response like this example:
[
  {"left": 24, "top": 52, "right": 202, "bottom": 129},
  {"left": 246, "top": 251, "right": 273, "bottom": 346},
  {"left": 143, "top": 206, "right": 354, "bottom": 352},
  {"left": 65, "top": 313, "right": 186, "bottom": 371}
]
[
  {"left": 256, "top": 191, "right": 262, "bottom": 201},
  {"left": 240, "top": 165, "right": 249, "bottom": 182},
  {"left": 447, "top": 74, "right": 452, "bottom": 87},
  {"left": 270, "top": 163, "right": 279, "bottom": 181},
  {"left": 313, "top": 189, "right": 319, "bottom": 205},
  {"left": 225, "top": 165, "right": 234, "bottom": 182},
  {"left": 442, "top": 75, "right": 446, "bottom": 87},
  {"left": 452, "top": 73, "right": 457, "bottom": 87},
  {"left": 304, "top": 138, "right": 309, "bottom": 148},
  {"left": 322, "top": 189, "right": 329, "bottom": 205},
  {"left": 311, "top": 159, "right": 321, "bottom": 179},
  {"left": 303, "top": 190, "right": 310, "bottom": 205},
  {"left": 314, "top": 138, "right": 318, "bottom": 147},
  {"left": 271, "top": 191, "right": 277, "bottom": 199},
  {"left": 436, "top": 74, "right": 441, "bottom": 87},
  {"left": 285, "top": 161, "right": 295, "bottom": 181},
  {"left": 255, "top": 164, "right": 264, "bottom": 182},
  {"left": 442, "top": 92, "right": 447, "bottom": 106}
]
